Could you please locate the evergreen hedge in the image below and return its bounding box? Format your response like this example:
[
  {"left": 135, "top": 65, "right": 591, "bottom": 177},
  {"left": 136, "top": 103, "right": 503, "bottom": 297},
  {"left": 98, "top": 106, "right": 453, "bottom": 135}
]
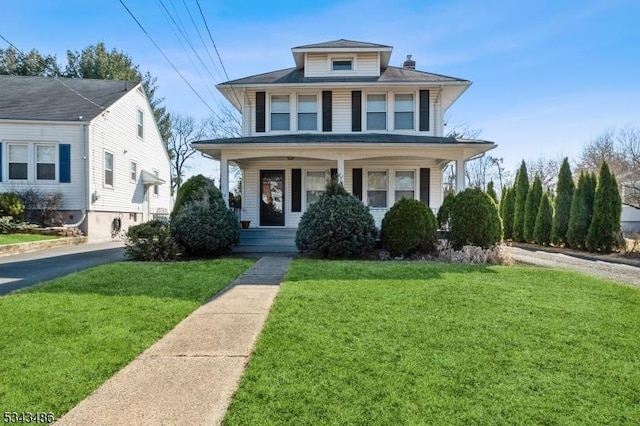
[
  {"left": 512, "top": 161, "right": 529, "bottom": 242},
  {"left": 486, "top": 181, "right": 498, "bottom": 204},
  {"left": 586, "top": 162, "right": 623, "bottom": 253},
  {"left": 523, "top": 176, "right": 543, "bottom": 243},
  {"left": 500, "top": 186, "right": 515, "bottom": 240},
  {"left": 551, "top": 158, "right": 575, "bottom": 245},
  {"left": 567, "top": 171, "right": 597, "bottom": 249},
  {"left": 533, "top": 192, "right": 553, "bottom": 246}
]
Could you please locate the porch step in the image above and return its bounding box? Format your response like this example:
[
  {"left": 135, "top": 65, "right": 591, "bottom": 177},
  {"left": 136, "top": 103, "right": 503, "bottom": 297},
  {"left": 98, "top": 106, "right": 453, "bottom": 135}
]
[{"left": 233, "top": 228, "right": 298, "bottom": 254}]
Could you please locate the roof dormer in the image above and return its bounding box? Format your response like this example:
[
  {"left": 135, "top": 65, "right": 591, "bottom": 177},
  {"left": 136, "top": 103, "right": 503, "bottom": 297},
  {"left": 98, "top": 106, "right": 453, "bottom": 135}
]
[{"left": 291, "top": 39, "right": 393, "bottom": 78}]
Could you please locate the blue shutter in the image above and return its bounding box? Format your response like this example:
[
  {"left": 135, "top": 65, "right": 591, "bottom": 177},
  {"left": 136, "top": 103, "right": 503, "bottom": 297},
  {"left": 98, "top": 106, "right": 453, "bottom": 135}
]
[
  {"left": 59, "top": 144, "right": 71, "bottom": 183},
  {"left": 0, "top": 142, "right": 3, "bottom": 182}
]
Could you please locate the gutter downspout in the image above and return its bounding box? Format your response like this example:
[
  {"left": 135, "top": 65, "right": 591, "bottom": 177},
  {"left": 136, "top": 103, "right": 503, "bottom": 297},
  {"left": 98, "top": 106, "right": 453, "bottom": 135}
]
[{"left": 65, "top": 122, "right": 90, "bottom": 231}]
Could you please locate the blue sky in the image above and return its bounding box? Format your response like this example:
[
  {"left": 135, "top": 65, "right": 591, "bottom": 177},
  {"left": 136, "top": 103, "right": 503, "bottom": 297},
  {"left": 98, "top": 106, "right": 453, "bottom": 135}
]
[{"left": 2, "top": 0, "right": 639, "bottom": 182}]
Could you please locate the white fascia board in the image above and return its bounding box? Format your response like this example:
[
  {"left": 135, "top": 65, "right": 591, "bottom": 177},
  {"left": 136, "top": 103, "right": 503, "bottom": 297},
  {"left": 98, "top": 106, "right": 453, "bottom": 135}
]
[{"left": 0, "top": 118, "right": 87, "bottom": 125}]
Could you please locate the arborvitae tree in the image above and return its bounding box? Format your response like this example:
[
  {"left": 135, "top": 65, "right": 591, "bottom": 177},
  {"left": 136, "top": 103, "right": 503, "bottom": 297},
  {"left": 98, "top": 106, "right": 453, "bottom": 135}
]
[
  {"left": 523, "top": 176, "right": 543, "bottom": 243},
  {"left": 486, "top": 181, "right": 498, "bottom": 204},
  {"left": 512, "top": 161, "right": 530, "bottom": 242},
  {"left": 567, "top": 171, "right": 596, "bottom": 249},
  {"left": 501, "top": 186, "right": 516, "bottom": 240},
  {"left": 551, "top": 158, "right": 575, "bottom": 245},
  {"left": 586, "top": 162, "right": 623, "bottom": 253},
  {"left": 534, "top": 192, "right": 553, "bottom": 246}
]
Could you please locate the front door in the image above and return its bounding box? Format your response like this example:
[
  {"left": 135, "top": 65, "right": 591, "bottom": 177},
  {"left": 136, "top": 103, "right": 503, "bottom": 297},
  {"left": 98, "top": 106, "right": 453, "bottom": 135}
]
[{"left": 260, "top": 170, "right": 285, "bottom": 226}]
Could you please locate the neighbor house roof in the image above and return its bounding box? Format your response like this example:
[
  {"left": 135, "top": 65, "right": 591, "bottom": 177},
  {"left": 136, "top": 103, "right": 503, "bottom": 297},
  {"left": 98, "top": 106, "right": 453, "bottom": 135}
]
[
  {"left": 194, "top": 133, "right": 494, "bottom": 146},
  {"left": 0, "top": 75, "right": 140, "bottom": 122},
  {"left": 218, "top": 65, "right": 468, "bottom": 87},
  {"left": 292, "top": 39, "right": 392, "bottom": 50}
]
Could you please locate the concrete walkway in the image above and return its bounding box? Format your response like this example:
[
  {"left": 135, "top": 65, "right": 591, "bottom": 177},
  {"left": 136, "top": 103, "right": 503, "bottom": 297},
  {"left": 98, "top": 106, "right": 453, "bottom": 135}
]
[{"left": 56, "top": 256, "right": 292, "bottom": 426}]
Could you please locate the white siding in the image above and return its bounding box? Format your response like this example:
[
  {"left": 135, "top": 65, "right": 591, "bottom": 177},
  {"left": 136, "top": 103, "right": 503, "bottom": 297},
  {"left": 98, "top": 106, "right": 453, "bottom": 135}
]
[
  {"left": 305, "top": 52, "right": 380, "bottom": 78},
  {"left": 356, "top": 53, "right": 379, "bottom": 75},
  {"left": 333, "top": 90, "right": 351, "bottom": 132},
  {"left": 243, "top": 91, "right": 255, "bottom": 137},
  {"left": 0, "top": 122, "right": 86, "bottom": 209},
  {"left": 87, "top": 87, "right": 172, "bottom": 222},
  {"left": 305, "top": 54, "right": 327, "bottom": 77}
]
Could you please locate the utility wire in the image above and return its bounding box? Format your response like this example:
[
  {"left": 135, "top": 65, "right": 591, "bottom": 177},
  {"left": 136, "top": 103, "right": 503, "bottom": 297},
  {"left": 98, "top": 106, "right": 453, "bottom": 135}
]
[
  {"left": 180, "top": 0, "right": 225, "bottom": 83},
  {"left": 119, "top": 0, "right": 223, "bottom": 121}
]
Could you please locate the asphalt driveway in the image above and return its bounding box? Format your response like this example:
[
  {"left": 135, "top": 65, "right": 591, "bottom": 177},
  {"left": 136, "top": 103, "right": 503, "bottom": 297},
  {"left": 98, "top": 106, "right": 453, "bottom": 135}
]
[{"left": 0, "top": 241, "right": 126, "bottom": 296}]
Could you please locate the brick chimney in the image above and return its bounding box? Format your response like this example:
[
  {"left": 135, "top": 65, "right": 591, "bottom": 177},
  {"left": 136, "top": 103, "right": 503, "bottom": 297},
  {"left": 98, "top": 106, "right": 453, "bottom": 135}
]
[{"left": 403, "top": 54, "right": 415, "bottom": 70}]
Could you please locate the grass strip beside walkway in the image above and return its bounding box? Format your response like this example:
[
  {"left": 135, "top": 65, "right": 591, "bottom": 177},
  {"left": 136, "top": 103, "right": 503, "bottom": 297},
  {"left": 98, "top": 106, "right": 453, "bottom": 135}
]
[
  {"left": 225, "top": 259, "right": 640, "bottom": 425},
  {"left": 0, "top": 259, "right": 253, "bottom": 418},
  {"left": 0, "top": 234, "right": 60, "bottom": 245}
]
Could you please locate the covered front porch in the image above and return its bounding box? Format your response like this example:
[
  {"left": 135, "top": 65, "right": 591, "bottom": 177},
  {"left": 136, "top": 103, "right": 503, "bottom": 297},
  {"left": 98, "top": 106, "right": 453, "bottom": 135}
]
[{"left": 193, "top": 134, "right": 495, "bottom": 230}]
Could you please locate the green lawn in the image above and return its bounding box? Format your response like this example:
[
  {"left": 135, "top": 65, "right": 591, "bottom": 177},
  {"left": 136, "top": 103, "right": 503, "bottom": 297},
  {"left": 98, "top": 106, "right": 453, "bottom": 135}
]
[
  {"left": 0, "top": 233, "right": 60, "bottom": 245},
  {"left": 225, "top": 260, "right": 640, "bottom": 425},
  {"left": 0, "top": 259, "right": 253, "bottom": 418}
]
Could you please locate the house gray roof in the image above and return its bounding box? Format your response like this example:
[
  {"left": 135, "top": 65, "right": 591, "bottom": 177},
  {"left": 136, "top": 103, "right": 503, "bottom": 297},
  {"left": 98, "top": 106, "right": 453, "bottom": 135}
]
[
  {"left": 195, "top": 133, "right": 493, "bottom": 146},
  {"left": 218, "top": 65, "right": 468, "bottom": 87},
  {"left": 292, "top": 39, "right": 392, "bottom": 50},
  {"left": 0, "top": 75, "right": 140, "bottom": 122}
]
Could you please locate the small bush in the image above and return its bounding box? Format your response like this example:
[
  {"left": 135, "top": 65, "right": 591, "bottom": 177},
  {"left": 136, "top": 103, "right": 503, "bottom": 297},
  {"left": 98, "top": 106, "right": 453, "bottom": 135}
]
[
  {"left": 437, "top": 190, "right": 456, "bottom": 230},
  {"left": 449, "top": 188, "right": 502, "bottom": 250},
  {"left": 16, "top": 188, "right": 63, "bottom": 226},
  {"left": 125, "top": 220, "right": 181, "bottom": 261},
  {"left": 171, "top": 175, "right": 218, "bottom": 220},
  {"left": 0, "top": 192, "right": 25, "bottom": 218},
  {"left": 172, "top": 190, "right": 240, "bottom": 256},
  {"left": 296, "top": 181, "right": 376, "bottom": 257},
  {"left": 381, "top": 198, "right": 437, "bottom": 256}
]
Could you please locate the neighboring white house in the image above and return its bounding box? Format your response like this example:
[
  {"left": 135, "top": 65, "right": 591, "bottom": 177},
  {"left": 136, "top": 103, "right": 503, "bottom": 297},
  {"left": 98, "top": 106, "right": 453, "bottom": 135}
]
[
  {"left": 193, "top": 39, "right": 496, "bottom": 228},
  {"left": 0, "top": 75, "right": 172, "bottom": 241}
]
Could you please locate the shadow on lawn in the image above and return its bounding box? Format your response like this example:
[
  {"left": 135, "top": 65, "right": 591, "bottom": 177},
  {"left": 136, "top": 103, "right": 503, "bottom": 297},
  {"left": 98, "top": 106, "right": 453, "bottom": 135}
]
[{"left": 285, "top": 259, "right": 499, "bottom": 282}]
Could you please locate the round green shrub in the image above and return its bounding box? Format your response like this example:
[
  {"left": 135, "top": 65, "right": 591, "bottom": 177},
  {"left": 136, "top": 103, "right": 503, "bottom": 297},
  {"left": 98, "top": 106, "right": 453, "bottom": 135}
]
[
  {"left": 0, "top": 192, "right": 25, "bottom": 218},
  {"left": 437, "top": 190, "right": 456, "bottom": 229},
  {"left": 125, "top": 220, "right": 181, "bottom": 261},
  {"left": 381, "top": 198, "right": 438, "bottom": 256},
  {"left": 171, "top": 174, "right": 219, "bottom": 220},
  {"left": 449, "top": 188, "right": 502, "bottom": 249},
  {"left": 295, "top": 182, "right": 376, "bottom": 257},
  {"left": 172, "top": 191, "right": 240, "bottom": 256}
]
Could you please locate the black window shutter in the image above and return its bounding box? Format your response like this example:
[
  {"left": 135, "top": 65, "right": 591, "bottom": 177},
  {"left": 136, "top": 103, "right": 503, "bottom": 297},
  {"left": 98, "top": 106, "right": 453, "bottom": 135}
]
[
  {"left": 59, "top": 144, "right": 71, "bottom": 183},
  {"left": 292, "top": 168, "right": 302, "bottom": 212},
  {"left": 420, "top": 168, "right": 430, "bottom": 205},
  {"left": 330, "top": 168, "right": 338, "bottom": 181},
  {"left": 419, "top": 90, "right": 430, "bottom": 131},
  {"left": 322, "top": 91, "right": 332, "bottom": 132},
  {"left": 352, "top": 168, "right": 363, "bottom": 200},
  {"left": 256, "top": 91, "right": 266, "bottom": 133},
  {"left": 351, "top": 91, "right": 361, "bottom": 132}
]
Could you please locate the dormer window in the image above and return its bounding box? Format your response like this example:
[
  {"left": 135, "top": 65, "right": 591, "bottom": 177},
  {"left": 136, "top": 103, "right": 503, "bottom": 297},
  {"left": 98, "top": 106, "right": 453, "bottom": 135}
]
[{"left": 332, "top": 59, "right": 353, "bottom": 71}]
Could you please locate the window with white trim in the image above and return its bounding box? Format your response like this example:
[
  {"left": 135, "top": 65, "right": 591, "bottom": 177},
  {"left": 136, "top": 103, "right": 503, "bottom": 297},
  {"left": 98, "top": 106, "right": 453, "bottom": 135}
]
[
  {"left": 367, "top": 94, "right": 386, "bottom": 130},
  {"left": 367, "top": 170, "right": 387, "bottom": 208},
  {"left": 8, "top": 144, "right": 28, "bottom": 180},
  {"left": 297, "top": 94, "right": 317, "bottom": 131},
  {"left": 332, "top": 59, "right": 353, "bottom": 71},
  {"left": 394, "top": 94, "right": 414, "bottom": 130},
  {"left": 104, "top": 151, "right": 114, "bottom": 187},
  {"left": 130, "top": 161, "right": 137, "bottom": 182},
  {"left": 153, "top": 170, "right": 160, "bottom": 196},
  {"left": 137, "top": 109, "right": 144, "bottom": 138},
  {"left": 395, "top": 171, "right": 415, "bottom": 202},
  {"left": 270, "top": 95, "right": 290, "bottom": 131},
  {"left": 36, "top": 144, "right": 56, "bottom": 181},
  {"left": 306, "top": 170, "right": 327, "bottom": 208}
]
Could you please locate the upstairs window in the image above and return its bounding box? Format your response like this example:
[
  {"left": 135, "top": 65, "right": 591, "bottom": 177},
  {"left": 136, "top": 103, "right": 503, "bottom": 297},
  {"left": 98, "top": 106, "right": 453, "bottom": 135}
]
[
  {"left": 332, "top": 59, "right": 353, "bottom": 71},
  {"left": 367, "top": 94, "right": 387, "bottom": 130},
  {"left": 8, "top": 144, "right": 28, "bottom": 180},
  {"left": 36, "top": 144, "right": 56, "bottom": 181},
  {"left": 137, "top": 109, "right": 144, "bottom": 138},
  {"left": 104, "top": 151, "right": 114, "bottom": 187},
  {"left": 394, "top": 94, "right": 414, "bottom": 130},
  {"left": 270, "top": 95, "right": 290, "bottom": 131},
  {"left": 298, "top": 94, "right": 318, "bottom": 131}
]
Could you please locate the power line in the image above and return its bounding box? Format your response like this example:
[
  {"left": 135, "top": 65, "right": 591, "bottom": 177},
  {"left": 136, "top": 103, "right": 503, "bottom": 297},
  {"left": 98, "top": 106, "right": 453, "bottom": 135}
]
[{"left": 119, "top": 0, "right": 223, "bottom": 121}]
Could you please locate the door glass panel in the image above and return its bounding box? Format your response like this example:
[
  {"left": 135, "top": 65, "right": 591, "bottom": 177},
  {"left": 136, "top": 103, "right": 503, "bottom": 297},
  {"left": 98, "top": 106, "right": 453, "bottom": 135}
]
[{"left": 260, "top": 170, "right": 285, "bottom": 226}]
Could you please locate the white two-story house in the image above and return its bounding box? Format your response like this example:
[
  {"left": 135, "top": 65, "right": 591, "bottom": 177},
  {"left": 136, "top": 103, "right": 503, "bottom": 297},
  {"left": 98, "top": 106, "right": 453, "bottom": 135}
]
[
  {"left": 0, "top": 75, "right": 172, "bottom": 241},
  {"left": 193, "top": 39, "right": 495, "bottom": 228}
]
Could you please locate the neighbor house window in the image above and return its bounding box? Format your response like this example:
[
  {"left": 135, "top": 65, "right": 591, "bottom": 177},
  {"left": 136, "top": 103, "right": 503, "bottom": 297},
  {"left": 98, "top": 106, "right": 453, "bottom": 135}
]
[
  {"left": 298, "top": 94, "right": 317, "bottom": 131},
  {"left": 36, "top": 144, "right": 56, "bottom": 181},
  {"left": 395, "top": 171, "right": 415, "bottom": 202},
  {"left": 306, "top": 171, "right": 327, "bottom": 208},
  {"left": 367, "top": 94, "right": 386, "bottom": 130},
  {"left": 8, "top": 144, "right": 28, "bottom": 180},
  {"left": 367, "top": 170, "right": 387, "bottom": 208},
  {"left": 153, "top": 170, "right": 159, "bottom": 196},
  {"left": 137, "top": 109, "right": 144, "bottom": 138},
  {"left": 270, "top": 95, "right": 290, "bottom": 131},
  {"left": 394, "top": 94, "right": 414, "bottom": 130},
  {"left": 332, "top": 59, "right": 353, "bottom": 71},
  {"left": 104, "top": 152, "right": 114, "bottom": 187},
  {"left": 130, "top": 161, "right": 137, "bottom": 182}
]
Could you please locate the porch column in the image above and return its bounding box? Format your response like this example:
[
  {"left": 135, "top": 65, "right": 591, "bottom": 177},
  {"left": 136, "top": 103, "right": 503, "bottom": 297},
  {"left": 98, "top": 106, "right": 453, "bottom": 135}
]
[
  {"left": 220, "top": 154, "right": 229, "bottom": 206},
  {"left": 456, "top": 159, "right": 465, "bottom": 193},
  {"left": 337, "top": 158, "right": 345, "bottom": 184}
]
